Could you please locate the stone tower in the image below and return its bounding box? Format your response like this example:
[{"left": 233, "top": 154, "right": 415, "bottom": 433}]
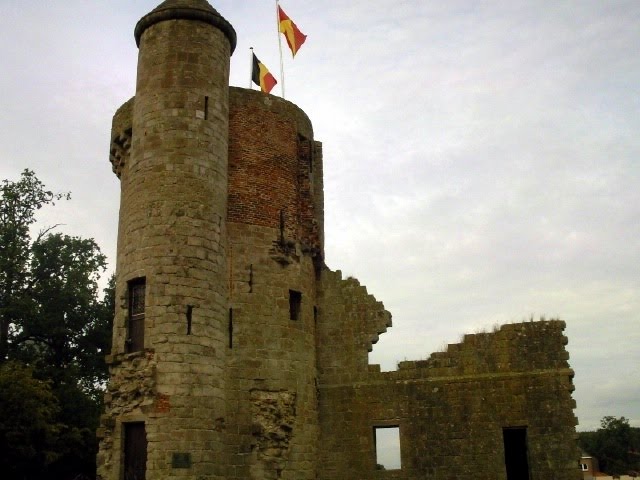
[
  {"left": 99, "top": 1, "right": 236, "bottom": 479},
  {"left": 99, "top": 1, "right": 581, "bottom": 479}
]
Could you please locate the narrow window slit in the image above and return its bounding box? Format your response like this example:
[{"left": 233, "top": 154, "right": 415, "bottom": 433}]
[
  {"left": 186, "top": 305, "right": 193, "bottom": 335},
  {"left": 279, "top": 210, "right": 286, "bottom": 244},
  {"left": 228, "top": 308, "right": 233, "bottom": 349},
  {"left": 204, "top": 96, "right": 209, "bottom": 120}
]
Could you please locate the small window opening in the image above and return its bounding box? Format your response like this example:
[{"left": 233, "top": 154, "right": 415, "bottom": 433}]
[
  {"left": 127, "top": 278, "right": 146, "bottom": 352},
  {"left": 289, "top": 290, "right": 302, "bottom": 321},
  {"left": 503, "top": 427, "right": 530, "bottom": 480},
  {"left": 313, "top": 306, "right": 318, "bottom": 325},
  {"left": 204, "top": 96, "right": 209, "bottom": 120},
  {"left": 374, "top": 426, "right": 401, "bottom": 470},
  {"left": 228, "top": 308, "right": 233, "bottom": 349}
]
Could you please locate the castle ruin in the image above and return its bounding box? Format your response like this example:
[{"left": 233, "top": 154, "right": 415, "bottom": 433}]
[{"left": 97, "top": 1, "right": 581, "bottom": 479}]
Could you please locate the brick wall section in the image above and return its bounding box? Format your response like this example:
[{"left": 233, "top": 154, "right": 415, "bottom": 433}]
[
  {"left": 316, "top": 316, "right": 581, "bottom": 480},
  {"left": 228, "top": 88, "right": 323, "bottom": 257}
]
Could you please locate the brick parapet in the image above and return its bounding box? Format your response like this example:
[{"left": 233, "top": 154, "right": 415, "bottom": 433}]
[{"left": 228, "top": 87, "right": 323, "bottom": 259}]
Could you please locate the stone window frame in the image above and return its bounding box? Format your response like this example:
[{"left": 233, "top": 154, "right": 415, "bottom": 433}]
[
  {"left": 126, "top": 277, "right": 146, "bottom": 353},
  {"left": 372, "top": 422, "right": 403, "bottom": 471}
]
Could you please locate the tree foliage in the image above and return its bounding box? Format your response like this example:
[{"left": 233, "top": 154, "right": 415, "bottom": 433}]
[
  {"left": 0, "top": 169, "right": 69, "bottom": 362},
  {"left": 578, "top": 416, "right": 640, "bottom": 476},
  {"left": 0, "top": 170, "right": 114, "bottom": 479},
  {"left": 0, "top": 362, "right": 62, "bottom": 479}
]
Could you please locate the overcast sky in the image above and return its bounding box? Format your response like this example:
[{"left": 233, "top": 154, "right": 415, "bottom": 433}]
[{"left": 0, "top": 1, "right": 638, "bottom": 432}]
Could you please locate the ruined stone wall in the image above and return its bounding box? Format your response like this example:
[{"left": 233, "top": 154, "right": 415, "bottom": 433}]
[
  {"left": 316, "top": 308, "right": 581, "bottom": 480},
  {"left": 316, "top": 269, "right": 392, "bottom": 381}
]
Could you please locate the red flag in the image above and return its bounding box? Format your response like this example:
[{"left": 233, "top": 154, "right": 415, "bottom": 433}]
[
  {"left": 252, "top": 53, "right": 277, "bottom": 94},
  {"left": 278, "top": 5, "right": 307, "bottom": 57}
]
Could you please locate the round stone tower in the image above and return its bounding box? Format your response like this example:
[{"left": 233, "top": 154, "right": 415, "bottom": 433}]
[{"left": 98, "top": 1, "right": 236, "bottom": 480}]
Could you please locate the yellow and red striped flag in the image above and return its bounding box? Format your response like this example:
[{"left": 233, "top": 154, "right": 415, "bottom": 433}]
[
  {"left": 278, "top": 5, "right": 307, "bottom": 57},
  {"left": 252, "top": 53, "right": 277, "bottom": 93}
]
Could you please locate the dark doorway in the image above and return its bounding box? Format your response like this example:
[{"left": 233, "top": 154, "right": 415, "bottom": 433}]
[
  {"left": 503, "top": 427, "right": 530, "bottom": 480},
  {"left": 124, "top": 422, "right": 147, "bottom": 480}
]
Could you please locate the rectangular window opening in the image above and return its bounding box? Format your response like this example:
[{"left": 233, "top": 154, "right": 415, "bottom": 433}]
[
  {"left": 127, "top": 277, "right": 146, "bottom": 353},
  {"left": 503, "top": 427, "right": 530, "bottom": 480},
  {"left": 289, "top": 290, "right": 302, "bottom": 321},
  {"left": 204, "top": 96, "right": 209, "bottom": 120},
  {"left": 374, "top": 426, "right": 401, "bottom": 471},
  {"left": 123, "top": 422, "right": 147, "bottom": 480}
]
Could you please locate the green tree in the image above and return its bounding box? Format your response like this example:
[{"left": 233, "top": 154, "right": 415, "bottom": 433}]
[
  {"left": 0, "top": 362, "right": 62, "bottom": 479},
  {"left": 0, "top": 169, "right": 68, "bottom": 362},
  {"left": 578, "top": 416, "right": 640, "bottom": 476},
  {"left": 15, "top": 233, "right": 108, "bottom": 395},
  {"left": 0, "top": 170, "right": 114, "bottom": 479}
]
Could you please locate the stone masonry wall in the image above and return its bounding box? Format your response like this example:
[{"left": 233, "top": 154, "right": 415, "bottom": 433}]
[
  {"left": 225, "top": 222, "right": 319, "bottom": 480},
  {"left": 316, "top": 298, "right": 581, "bottom": 480},
  {"left": 316, "top": 269, "right": 392, "bottom": 382}
]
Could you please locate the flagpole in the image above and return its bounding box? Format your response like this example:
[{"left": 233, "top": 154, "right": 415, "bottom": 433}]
[
  {"left": 276, "top": 0, "right": 285, "bottom": 99},
  {"left": 249, "top": 47, "right": 254, "bottom": 89}
]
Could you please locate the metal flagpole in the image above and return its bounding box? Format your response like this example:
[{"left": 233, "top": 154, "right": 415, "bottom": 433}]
[
  {"left": 249, "top": 47, "right": 254, "bottom": 89},
  {"left": 276, "top": 0, "right": 285, "bottom": 98}
]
